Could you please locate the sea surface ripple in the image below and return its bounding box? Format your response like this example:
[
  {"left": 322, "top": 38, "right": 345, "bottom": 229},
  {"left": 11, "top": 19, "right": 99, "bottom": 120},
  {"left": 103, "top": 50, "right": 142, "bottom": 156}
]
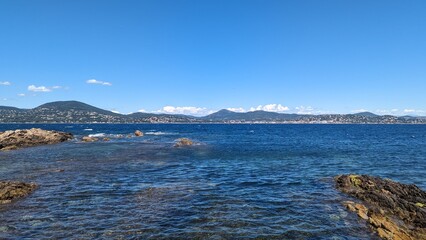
[{"left": 0, "top": 124, "right": 425, "bottom": 239}]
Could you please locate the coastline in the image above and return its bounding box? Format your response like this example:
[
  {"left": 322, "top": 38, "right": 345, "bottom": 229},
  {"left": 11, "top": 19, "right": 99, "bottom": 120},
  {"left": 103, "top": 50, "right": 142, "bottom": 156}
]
[{"left": 1, "top": 122, "right": 426, "bottom": 125}]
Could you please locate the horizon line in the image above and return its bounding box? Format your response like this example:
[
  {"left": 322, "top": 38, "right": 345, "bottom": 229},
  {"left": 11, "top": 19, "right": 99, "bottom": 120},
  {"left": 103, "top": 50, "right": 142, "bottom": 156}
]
[{"left": 1, "top": 100, "right": 425, "bottom": 118}]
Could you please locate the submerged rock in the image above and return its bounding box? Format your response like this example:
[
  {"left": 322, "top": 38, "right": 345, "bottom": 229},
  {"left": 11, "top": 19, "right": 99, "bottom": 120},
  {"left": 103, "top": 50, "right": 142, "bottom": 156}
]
[
  {"left": 0, "top": 181, "right": 37, "bottom": 204},
  {"left": 134, "top": 130, "right": 143, "bottom": 137},
  {"left": 82, "top": 136, "right": 98, "bottom": 142},
  {"left": 174, "top": 138, "right": 193, "bottom": 147},
  {"left": 335, "top": 174, "right": 426, "bottom": 240},
  {"left": 0, "top": 128, "right": 73, "bottom": 151}
]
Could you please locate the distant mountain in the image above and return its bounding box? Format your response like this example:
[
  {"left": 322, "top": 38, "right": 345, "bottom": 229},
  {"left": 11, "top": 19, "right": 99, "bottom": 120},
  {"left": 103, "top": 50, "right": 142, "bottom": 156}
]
[
  {"left": 203, "top": 109, "right": 302, "bottom": 121},
  {"left": 400, "top": 115, "right": 426, "bottom": 119},
  {"left": 128, "top": 112, "right": 198, "bottom": 123},
  {"left": 0, "top": 106, "right": 26, "bottom": 111},
  {"left": 0, "top": 101, "right": 124, "bottom": 123},
  {"left": 203, "top": 109, "right": 247, "bottom": 120},
  {"left": 0, "top": 101, "right": 199, "bottom": 123},
  {"left": 352, "top": 112, "right": 379, "bottom": 117},
  {"left": 0, "top": 105, "right": 29, "bottom": 123},
  {"left": 34, "top": 100, "right": 119, "bottom": 116},
  {"left": 241, "top": 110, "right": 302, "bottom": 121},
  {"left": 0, "top": 101, "right": 425, "bottom": 124}
]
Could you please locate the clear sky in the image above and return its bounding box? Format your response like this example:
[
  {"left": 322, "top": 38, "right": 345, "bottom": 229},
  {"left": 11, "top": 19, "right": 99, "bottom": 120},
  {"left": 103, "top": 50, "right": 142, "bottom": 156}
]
[{"left": 0, "top": 0, "right": 425, "bottom": 116}]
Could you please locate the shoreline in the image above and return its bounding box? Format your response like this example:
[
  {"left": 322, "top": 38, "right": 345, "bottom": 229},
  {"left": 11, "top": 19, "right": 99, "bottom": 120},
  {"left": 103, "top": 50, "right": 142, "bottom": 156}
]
[{"left": 1, "top": 122, "right": 426, "bottom": 125}]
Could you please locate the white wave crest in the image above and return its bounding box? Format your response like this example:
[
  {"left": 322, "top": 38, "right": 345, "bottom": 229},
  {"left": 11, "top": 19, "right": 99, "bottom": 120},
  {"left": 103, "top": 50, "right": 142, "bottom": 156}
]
[
  {"left": 145, "top": 131, "right": 175, "bottom": 136},
  {"left": 88, "top": 133, "right": 106, "bottom": 137}
]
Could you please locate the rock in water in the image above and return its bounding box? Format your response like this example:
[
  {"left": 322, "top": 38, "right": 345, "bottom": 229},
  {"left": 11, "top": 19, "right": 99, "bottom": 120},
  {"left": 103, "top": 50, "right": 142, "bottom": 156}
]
[
  {"left": 174, "top": 138, "right": 193, "bottom": 147},
  {"left": 134, "top": 130, "right": 143, "bottom": 137},
  {"left": 0, "top": 181, "right": 37, "bottom": 204},
  {"left": 0, "top": 128, "right": 73, "bottom": 151},
  {"left": 335, "top": 174, "right": 426, "bottom": 240},
  {"left": 82, "top": 136, "right": 99, "bottom": 142}
]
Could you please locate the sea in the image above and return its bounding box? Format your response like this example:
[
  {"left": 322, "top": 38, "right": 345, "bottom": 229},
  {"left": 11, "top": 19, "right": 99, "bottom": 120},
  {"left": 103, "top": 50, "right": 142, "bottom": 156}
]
[{"left": 0, "top": 124, "right": 425, "bottom": 239}]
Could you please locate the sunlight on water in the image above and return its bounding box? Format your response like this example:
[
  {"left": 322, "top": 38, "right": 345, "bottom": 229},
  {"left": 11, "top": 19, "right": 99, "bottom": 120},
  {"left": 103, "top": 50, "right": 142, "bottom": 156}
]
[{"left": 1, "top": 124, "right": 425, "bottom": 239}]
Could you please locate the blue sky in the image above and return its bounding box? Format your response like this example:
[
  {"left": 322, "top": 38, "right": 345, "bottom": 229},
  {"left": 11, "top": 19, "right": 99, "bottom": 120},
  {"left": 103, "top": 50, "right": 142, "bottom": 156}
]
[{"left": 0, "top": 0, "right": 425, "bottom": 116}]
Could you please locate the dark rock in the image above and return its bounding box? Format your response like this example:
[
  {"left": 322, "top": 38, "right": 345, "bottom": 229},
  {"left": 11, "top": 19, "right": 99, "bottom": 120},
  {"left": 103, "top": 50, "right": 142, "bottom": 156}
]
[
  {"left": 0, "top": 181, "right": 37, "bottom": 204},
  {"left": 335, "top": 174, "right": 426, "bottom": 239},
  {"left": 0, "top": 128, "right": 73, "bottom": 151},
  {"left": 174, "top": 138, "right": 193, "bottom": 147},
  {"left": 134, "top": 130, "right": 143, "bottom": 137}
]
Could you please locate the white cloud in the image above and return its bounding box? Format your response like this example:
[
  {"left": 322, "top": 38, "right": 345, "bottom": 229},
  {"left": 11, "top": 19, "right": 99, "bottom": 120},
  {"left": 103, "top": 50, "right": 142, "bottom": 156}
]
[
  {"left": 86, "top": 79, "right": 112, "bottom": 86},
  {"left": 52, "top": 86, "right": 62, "bottom": 89},
  {"left": 403, "top": 109, "right": 425, "bottom": 114},
  {"left": 295, "top": 106, "right": 315, "bottom": 114},
  {"left": 0, "top": 81, "right": 11, "bottom": 86},
  {"left": 227, "top": 107, "right": 246, "bottom": 113},
  {"left": 137, "top": 109, "right": 147, "bottom": 113},
  {"left": 17, "top": 93, "right": 25, "bottom": 97},
  {"left": 28, "top": 85, "right": 52, "bottom": 92},
  {"left": 375, "top": 109, "right": 391, "bottom": 114},
  {"left": 373, "top": 109, "right": 426, "bottom": 116},
  {"left": 249, "top": 104, "right": 289, "bottom": 113},
  {"left": 157, "top": 106, "right": 214, "bottom": 116},
  {"left": 110, "top": 110, "right": 120, "bottom": 114}
]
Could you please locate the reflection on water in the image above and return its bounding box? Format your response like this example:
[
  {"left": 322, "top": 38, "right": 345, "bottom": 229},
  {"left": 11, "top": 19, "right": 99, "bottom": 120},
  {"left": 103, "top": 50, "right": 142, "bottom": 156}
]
[{"left": 1, "top": 124, "right": 425, "bottom": 239}]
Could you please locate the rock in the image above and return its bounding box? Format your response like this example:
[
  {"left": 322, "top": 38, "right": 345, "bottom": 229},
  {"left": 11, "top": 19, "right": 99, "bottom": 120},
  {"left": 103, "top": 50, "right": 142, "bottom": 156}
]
[
  {"left": 103, "top": 137, "right": 110, "bottom": 142},
  {"left": 343, "top": 201, "right": 357, "bottom": 212},
  {"left": 335, "top": 174, "right": 426, "bottom": 240},
  {"left": 0, "top": 181, "right": 37, "bottom": 204},
  {"left": 0, "top": 128, "right": 73, "bottom": 151},
  {"left": 355, "top": 203, "right": 369, "bottom": 220},
  {"left": 174, "top": 138, "right": 193, "bottom": 147},
  {"left": 82, "top": 136, "right": 98, "bottom": 142},
  {"left": 134, "top": 130, "right": 143, "bottom": 137}
]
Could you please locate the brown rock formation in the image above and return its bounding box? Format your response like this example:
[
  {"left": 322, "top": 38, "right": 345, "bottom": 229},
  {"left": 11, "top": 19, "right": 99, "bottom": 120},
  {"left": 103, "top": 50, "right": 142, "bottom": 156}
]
[
  {"left": 82, "top": 136, "right": 99, "bottom": 142},
  {"left": 0, "top": 128, "right": 73, "bottom": 151},
  {"left": 134, "top": 130, "right": 143, "bottom": 137},
  {"left": 174, "top": 138, "right": 193, "bottom": 147},
  {"left": 0, "top": 181, "right": 37, "bottom": 204},
  {"left": 335, "top": 174, "right": 426, "bottom": 240}
]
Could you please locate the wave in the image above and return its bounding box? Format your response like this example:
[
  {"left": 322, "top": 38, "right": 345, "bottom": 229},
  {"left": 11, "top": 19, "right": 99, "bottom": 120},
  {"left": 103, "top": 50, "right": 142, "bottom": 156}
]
[
  {"left": 88, "top": 133, "right": 106, "bottom": 137},
  {"left": 145, "top": 131, "right": 176, "bottom": 136},
  {"left": 84, "top": 128, "right": 93, "bottom": 131}
]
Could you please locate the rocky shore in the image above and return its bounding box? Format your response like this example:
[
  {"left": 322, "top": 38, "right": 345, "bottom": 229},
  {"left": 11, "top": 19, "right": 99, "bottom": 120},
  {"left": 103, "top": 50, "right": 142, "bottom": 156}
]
[
  {"left": 0, "top": 128, "right": 74, "bottom": 205},
  {"left": 0, "top": 181, "right": 37, "bottom": 204},
  {"left": 0, "top": 128, "right": 73, "bottom": 151},
  {"left": 335, "top": 174, "right": 426, "bottom": 240}
]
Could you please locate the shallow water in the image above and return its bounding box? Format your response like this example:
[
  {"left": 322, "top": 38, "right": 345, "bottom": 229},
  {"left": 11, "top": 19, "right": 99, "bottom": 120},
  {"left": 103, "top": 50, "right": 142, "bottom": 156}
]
[{"left": 1, "top": 124, "right": 425, "bottom": 239}]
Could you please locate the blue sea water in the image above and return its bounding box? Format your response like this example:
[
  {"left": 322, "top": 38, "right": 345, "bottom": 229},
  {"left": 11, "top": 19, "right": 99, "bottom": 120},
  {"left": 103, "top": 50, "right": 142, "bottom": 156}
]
[{"left": 0, "top": 124, "right": 425, "bottom": 239}]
